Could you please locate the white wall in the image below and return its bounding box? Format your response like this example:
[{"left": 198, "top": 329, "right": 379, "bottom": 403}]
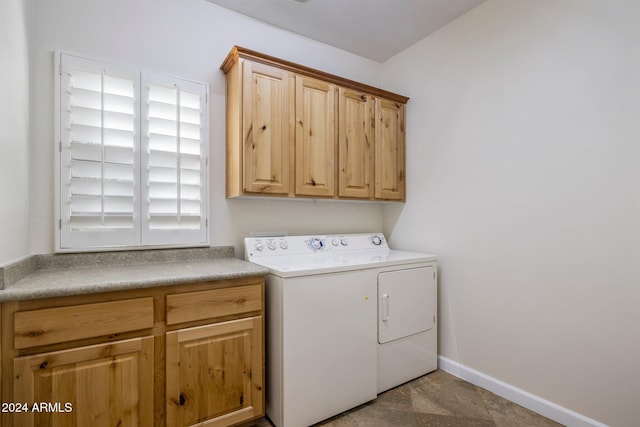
[
  {"left": 382, "top": 1, "right": 640, "bottom": 425},
  {"left": 29, "top": 0, "right": 384, "bottom": 256},
  {"left": 0, "top": 0, "right": 32, "bottom": 266}
]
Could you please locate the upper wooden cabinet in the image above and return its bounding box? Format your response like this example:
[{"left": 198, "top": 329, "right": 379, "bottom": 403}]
[
  {"left": 375, "top": 98, "right": 406, "bottom": 201},
  {"left": 221, "top": 46, "right": 408, "bottom": 201},
  {"left": 295, "top": 76, "right": 336, "bottom": 197},
  {"left": 234, "top": 61, "right": 294, "bottom": 196},
  {"left": 339, "top": 88, "right": 374, "bottom": 199}
]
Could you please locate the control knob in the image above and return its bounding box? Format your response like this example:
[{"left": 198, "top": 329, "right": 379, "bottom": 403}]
[
  {"left": 309, "top": 238, "right": 324, "bottom": 250},
  {"left": 279, "top": 241, "right": 288, "bottom": 250},
  {"left": 371, "top": 235, "right": 383, "bottom": 246},
  {"left": 254, "top": 242, "right": 264, "bottom": 251}
]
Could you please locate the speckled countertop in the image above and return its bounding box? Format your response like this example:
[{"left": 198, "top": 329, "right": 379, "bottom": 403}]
[{"left": 0, "top": 247, "right": 269, "bottom": 302}]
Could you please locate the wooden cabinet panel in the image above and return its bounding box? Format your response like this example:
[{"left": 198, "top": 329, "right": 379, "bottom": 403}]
[
  {"left": 14, "top": 298, "right": 154, "bottom": 349},
  {"left": 295, "top": 76, "right": 336, "bottom": 197},
  {"left": 375, "top": 98, "right": 406, "bottom": 201},
  {"left": 166, "top": 284, "right": 262, "bottom": 326},
  {"left": 12, "top": 336, "right": 154, "bottom": 427},
  {"left": 338, "top": 88, "right": 374, "bottom": 198},
  {"left": 166, "top": 317, "right": 263, "bottom": 427},
  {"left": 241, "top": 61, "right": 293, "bottom": 195}
]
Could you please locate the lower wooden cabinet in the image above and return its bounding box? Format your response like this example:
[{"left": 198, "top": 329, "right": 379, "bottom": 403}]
[
  {"left": 12, "top": 337, "right": 154, "bottom": 427},
  {"left": 1, "top": 277, "right": 265, "bottom": 427},
  {"left": 166, "top": 317, "right": 263, "bottom": 426}
]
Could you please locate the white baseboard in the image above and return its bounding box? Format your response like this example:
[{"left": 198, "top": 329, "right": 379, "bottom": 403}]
[{"left": 438, "top": 356, "right": 607, "bottom": 427}]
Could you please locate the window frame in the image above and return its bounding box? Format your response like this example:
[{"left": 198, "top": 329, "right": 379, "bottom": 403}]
[{"left": 54, "top": 51, "right": 210, "bottom": 252}]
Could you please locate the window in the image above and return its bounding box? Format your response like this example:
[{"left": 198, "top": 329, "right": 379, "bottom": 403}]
[{"left": 55, "top": 53, "right": 209, "bottom": 251}]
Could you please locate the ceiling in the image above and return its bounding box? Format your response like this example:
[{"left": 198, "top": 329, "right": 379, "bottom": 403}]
[{"left": 206, "top": 0, "right": 485, "bottom": 62}]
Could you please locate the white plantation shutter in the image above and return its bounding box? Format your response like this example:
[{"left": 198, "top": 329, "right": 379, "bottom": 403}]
[
  {"left": 142, "top": 75, "right": 208, "bottom": 245},
  {"left": 59, "top": 55, "right": 140, "bottom": 248},
  {"left": 57, "top": 53, "right": 209, "bottom": 251}
]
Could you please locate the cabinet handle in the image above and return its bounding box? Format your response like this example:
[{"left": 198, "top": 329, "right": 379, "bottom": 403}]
[{"left": 382, "top": 293, "right": 390, "bottom": 321}]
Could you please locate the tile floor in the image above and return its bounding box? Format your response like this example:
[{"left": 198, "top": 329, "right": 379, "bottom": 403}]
[{"left": 252, "top": 370, "right": 563, "bottom": 427}]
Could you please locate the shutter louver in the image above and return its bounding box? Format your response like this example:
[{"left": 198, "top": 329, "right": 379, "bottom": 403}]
[
  {"left": 59, "top": 55, "right": 140, "bottom": 248},
  {"left": 142, "top": 76, "right": 208, "bottom": 245}
]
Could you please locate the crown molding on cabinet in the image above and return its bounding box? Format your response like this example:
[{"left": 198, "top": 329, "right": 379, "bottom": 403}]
[{"left": 220, "top": 45, "right": 409, "bottom": 104}]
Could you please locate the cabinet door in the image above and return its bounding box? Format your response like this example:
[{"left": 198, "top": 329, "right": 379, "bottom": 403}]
[
  {"left": 166, "top": 317, "right": 263, "bottom": 427},
  {"left": 12, "top": 337, "right": 154, "bottom": 427},
  {"left": 375, "top": 98, "right": 406, "bottom": 200},
  {"left": 295, "top": 76, "right": 336, "bottom": 197},
  {"left": 242, "top": 61, "right": 293, "bottom": 195},
  {"left": 338, "top": 88, "right": 374, "bottom": 198}
]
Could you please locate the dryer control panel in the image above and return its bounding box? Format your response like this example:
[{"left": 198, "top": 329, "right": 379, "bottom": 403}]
[{"left": 245, "top": 233, "right": 389, "bottom": 258}]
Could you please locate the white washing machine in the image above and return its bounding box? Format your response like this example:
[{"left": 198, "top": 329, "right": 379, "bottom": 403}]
[{"left": 245, "top": 233, "right": 437, "bottom": 427}]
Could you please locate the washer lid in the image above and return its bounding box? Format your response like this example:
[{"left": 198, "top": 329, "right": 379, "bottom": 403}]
[
  {"left": 247, "top": 249, "right": 436, "bottom": 278},
  {"left": 245, "top": 233, "right": 435, "bottom": 277}
]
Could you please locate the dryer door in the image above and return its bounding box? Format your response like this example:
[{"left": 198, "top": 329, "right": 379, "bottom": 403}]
[{"left": 378, "top": 266, "right": 435, "bottom": 344}]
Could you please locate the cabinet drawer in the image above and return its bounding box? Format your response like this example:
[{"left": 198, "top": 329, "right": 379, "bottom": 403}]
[
  {"left": 166, "top": 284, "right": 262, "bottom": 325},
  {"left": 14, "top": 298, "right": 154, "bottom": 349}
]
